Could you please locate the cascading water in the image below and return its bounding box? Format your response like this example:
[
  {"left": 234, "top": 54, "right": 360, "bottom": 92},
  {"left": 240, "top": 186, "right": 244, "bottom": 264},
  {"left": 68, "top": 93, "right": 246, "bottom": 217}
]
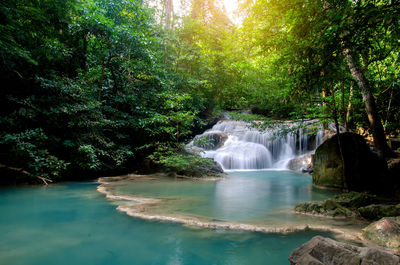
[{"left": 188, "top": 120, "right": 323, "bottom": 171}]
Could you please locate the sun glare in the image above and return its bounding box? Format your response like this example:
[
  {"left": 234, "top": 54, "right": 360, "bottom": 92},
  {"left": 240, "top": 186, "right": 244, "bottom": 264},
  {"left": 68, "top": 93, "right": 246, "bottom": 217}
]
[
  {"left": 171, "top": 0, "right": 240, "bottom": 24},
  {"left": 223, "top": 0, "right": 240, "bottom": 24},
  {"left": 223, "top": 0, "right": 238, "bottom": 15}
]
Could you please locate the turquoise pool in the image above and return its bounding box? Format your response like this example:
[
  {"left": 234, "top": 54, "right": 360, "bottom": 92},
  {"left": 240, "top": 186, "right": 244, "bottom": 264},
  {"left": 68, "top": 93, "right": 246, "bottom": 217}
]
[{"left": 0, "top": 172, "right": 339, "bottom": 265}]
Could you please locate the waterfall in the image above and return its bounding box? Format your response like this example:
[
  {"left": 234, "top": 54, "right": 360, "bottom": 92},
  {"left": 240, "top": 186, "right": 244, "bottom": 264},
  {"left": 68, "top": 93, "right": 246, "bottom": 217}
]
[{"left": 188, "top": 120, "right": 323, "bottom": 171}]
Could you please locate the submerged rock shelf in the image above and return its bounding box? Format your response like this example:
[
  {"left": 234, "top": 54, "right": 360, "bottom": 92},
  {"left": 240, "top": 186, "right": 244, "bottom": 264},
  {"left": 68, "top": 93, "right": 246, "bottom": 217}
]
[
  {"left": 97, "top": 173, "right": 367, "bottom": 243},
  {"left": 0, "top": 181, "right": 337, "bottom": 265}
]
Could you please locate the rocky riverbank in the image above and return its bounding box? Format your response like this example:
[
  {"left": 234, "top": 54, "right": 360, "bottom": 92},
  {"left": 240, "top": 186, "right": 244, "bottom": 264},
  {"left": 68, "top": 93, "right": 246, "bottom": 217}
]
[
  {"left": 290, "top": 131, "right": 400, "bottom": 263},
  {"left": 289, "top": 236, "right": 400, "bottom": 265},
  {"left": 295, "top": 192, "right": 400, "bottom": 220},
  {"left": 294, "top": 192, "right": 400, "bottom": 252}
]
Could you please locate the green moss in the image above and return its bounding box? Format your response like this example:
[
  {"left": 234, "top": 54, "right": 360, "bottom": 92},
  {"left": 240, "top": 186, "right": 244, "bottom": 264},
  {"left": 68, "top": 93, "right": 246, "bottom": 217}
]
[
  {"left": 322, "top": 199, "right": 340, "bottom": 211},
  {"left": 331, "top": 205, "right": 353, "bottom": 217},
  {"left": 359, "top": 204, "right": 400, "bottom": 220},
  {"left": 332, "top": 192, "right": 377, "bottom": 208},
  {"left": 294, "top": 192, "right": 377, "bottom": 218},
  {"left": 362, "top": 217, "right": 400, "bottom": 249}
]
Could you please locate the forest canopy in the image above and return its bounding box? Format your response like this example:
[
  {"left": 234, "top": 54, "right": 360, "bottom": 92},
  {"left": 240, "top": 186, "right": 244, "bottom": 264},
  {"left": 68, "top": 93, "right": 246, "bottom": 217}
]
[{"left": 0, "top": 0, "right": 398, "bottom": 182}]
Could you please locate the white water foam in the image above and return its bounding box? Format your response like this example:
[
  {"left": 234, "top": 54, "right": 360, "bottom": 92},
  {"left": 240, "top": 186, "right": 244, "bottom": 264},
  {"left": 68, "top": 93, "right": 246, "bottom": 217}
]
[{"left": 188, "top": 120, "right": 323, "bottom": 171}]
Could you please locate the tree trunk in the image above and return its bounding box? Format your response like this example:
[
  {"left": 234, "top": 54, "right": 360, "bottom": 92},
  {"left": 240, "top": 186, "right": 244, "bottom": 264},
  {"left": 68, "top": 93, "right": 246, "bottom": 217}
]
[
  {"left": 340, "top": 78, "right": 345, "bottom": 124},
  {"left": 345, "top": 85, "right": 353, "bottom": 131},
  {"left": 343, "top": 47, "right": 394, "bottom": 157},
  {"left": 322, "top": 87, "right": 329, "bottom": 129},
  {"left": 163, "top": 0, "right": 174, "bottom": 29}
]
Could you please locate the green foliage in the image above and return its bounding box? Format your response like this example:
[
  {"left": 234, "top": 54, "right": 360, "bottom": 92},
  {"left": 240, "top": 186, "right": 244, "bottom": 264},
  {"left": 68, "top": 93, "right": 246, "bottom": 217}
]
[
  {"left": 1, "top": 0, "right": 398, "bottom": 181},
  {"left": 226, "top": 111, "right": 271, "bottom": 123},
  {"left": 0, "top": 0, "right": 209, "bottom": 181},
  {"left": 192, "top": 136, "right": 215, "bottom": 150},
  {"left": 0, "top": 129, "right": 68, "bottom": 179},
  {"left": 237, "top": 0, "right": 399, "bottom": 134},
  {"left": 148, "top": 144, "right": 214, "bottom": 175}
]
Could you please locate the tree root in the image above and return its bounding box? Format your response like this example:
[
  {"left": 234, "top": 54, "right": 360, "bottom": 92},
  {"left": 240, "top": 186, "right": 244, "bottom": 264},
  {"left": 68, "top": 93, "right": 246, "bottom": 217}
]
[{"left": 0, "top": 164, "right": 53, "bottom": 185}]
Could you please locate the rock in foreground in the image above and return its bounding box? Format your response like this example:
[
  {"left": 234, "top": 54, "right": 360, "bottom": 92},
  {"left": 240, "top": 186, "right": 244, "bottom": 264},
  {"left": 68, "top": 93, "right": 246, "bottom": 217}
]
[
  {"left": 289, "top": 236, "right": 400, "bottom": 265},
  {"left": 363, "top": 217, "right": 400, "bottom": 249}
]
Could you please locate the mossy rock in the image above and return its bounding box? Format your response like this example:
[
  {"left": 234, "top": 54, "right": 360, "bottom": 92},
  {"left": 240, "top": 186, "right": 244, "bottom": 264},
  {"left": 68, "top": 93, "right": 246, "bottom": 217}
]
[
  {"left": 330, "top": 205, "right": 354, "bottom": 217},
  {"left": 331, "top": 192, "right": 377, "bottom": 208},
  {"left": 295, "top": 199, "right": 355, "bottom": 217},
  {"left": 358, "top": 204, "right": 400, "bottom": 220},
  {"left": 313, "top": 132, "right": 388, "bottom": 192},
  {"left": 294, "top": 202, "right": 308, "bottom": 212},
  {"left": 294, "top": 192, "right": 374, "bottom": 218},
  {"left": 363, "top": 217, "right": 400, "bottom": 249},
  {"left": 295, "top": 202, "right": 324, "bottom": 215},
  {"left": 322, "top": 199, "right": 340, "bottom": 211}
]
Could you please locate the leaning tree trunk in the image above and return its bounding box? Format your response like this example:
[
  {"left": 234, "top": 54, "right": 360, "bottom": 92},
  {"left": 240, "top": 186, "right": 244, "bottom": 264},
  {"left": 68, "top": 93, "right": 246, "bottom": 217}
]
[{"left": 343, "top": 48, "right": 394, "bottom": 157}]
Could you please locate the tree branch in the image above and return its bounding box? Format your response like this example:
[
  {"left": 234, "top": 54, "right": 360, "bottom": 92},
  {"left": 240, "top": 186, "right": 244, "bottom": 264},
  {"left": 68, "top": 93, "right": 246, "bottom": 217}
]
[{"left": 0, "top": 164, "right": 53, "bottom": 185}]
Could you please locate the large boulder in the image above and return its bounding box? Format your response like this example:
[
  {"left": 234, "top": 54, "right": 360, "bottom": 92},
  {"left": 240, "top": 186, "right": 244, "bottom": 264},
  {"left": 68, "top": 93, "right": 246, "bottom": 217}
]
[
  {"left": 313, "top": 132, "right": 388, "bottom": 192},
  {"left": 362, "top": 217, "right": 400, "bottom": 249},
  {"left": 289, "top": 236, "right": 400, "bottom": 265},
  {"left": 180, "top": 159, "right": 225, "bottom": 178}
]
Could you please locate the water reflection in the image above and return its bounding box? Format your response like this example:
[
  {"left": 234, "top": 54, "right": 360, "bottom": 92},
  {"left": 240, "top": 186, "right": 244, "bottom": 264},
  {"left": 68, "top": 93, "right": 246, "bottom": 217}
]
[
  {"left": 214, "top": 175, "right": 271, "bottom": 221},
  {"left": 110, "top": 171, "right": 336, "bottom": 225},
  {"left": 212, "top": 171, "right": 327, "bottom": 222},
  {"left": 0, "top": 182, "right": 334, "bottom": 265}
]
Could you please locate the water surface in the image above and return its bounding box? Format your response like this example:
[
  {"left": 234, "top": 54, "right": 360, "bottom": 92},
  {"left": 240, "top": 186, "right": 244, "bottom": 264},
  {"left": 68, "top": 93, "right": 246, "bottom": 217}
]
[
  {"left": 103, "top": 171, "right": 336, "bottom": 224},
  {"left": 0, "top": 181, "right": 333, "bottom": 265},
  {"left": 100, "top": 171, "right": 368, "bottom": 237}
]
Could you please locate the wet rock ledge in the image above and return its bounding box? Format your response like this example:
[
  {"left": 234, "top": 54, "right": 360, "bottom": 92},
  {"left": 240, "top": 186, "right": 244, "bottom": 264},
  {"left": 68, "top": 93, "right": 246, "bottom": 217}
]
[
  {"left": 289, "top": 236, "right": 400, "bottom": 265},
  {"left": 295, "top": 192, "right": 400, "bottom": 255},
  {"left": 295, "top": 192, "right": 400, "bottom": 220}
]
